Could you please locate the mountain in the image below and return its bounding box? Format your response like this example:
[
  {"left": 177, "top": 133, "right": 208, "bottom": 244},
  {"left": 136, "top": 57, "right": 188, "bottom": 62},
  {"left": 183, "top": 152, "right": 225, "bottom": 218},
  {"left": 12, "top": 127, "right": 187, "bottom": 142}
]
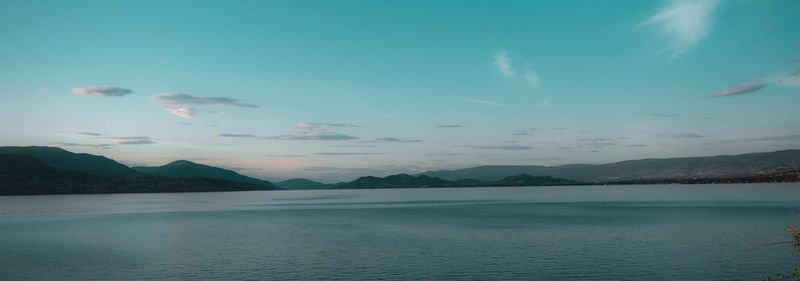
[
  {"left": 331, "top": 173, "right": 579, "bottom": 189},
  {"left": 0, "top": 154, "right": 56, "bottom": 175},
  {"left": 0, "top": 146, "right": 275, "bottom": 195},
  {"left": 276, "top": 178, "right": 330, "bottom": 189},
  {"left": 133, "top": 160, "right": 274, "bottom": 187},
  {"left": 0, "top": 146, "right": 136, "bottom": 177},
  {"left": 421, "top": 150, "right": 800, "bottom": 182},
  {"left": 335, "top": 174, "right": 455, "bottom": 189},
  {"left": 491, "top": 174, "right": 581, "bottom": 186}
]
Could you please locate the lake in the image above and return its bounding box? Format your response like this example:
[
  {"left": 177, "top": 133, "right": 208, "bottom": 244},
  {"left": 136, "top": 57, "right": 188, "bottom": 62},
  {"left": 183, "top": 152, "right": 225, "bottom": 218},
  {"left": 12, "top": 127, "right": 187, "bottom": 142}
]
[{"left": 1, "top": 184, "right": 799, "bottom": 280}]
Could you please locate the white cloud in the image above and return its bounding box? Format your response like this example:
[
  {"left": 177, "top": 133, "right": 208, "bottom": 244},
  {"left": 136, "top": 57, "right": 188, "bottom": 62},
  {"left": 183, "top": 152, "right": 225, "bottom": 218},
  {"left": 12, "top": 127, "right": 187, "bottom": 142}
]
[
  {"left": 492, "top": 50, "right": 542, "bottom": 90},
  {"left": 167, "top": 107, "right": 196, "bottom": 118},
  {"left": 155, "top": 93, "right": 257, "bottom": 108},
  {"left": 104, "top": 136, "right": 155, "bottom": 145},
  {"left": 640, "top": 0, "right": 718, "bottom": 59},
  {"left": 493, "top": 50, "right": 516, "bottom": 77},
  {"left": 523, "top": 68, "right": 541, "bottom": 89},
  {"left": 463, "top": 99, "right": 509, "bottom": 108},
  {"left": 72, "top": 86, "right": 133, "bottom": 97}
]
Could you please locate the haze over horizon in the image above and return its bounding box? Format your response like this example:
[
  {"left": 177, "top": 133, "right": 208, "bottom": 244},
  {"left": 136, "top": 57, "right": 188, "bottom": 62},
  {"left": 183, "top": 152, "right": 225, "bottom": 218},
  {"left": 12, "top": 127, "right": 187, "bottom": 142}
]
[{"left": 1, "top": 0, "right": 799, "bottom": 182}]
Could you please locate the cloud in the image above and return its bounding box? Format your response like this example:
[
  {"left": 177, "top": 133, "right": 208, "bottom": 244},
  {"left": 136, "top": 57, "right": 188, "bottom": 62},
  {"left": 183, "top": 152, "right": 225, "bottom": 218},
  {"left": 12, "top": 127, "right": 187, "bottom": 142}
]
[
  {"left": 295, "top": 122, "right": 362, "bottom": 130},
  {"left": 436, "top": 124, "right": 464, "bottom": 128},
  {"left": 707, "top": 82, "right": 768, "bottom": 98},
  {"left": 214, "top": 133, "right": 258, "bottom": 138},
  {"left": 72, "top": 86, "right": 133, "bottom": 97},
  {"left": 512, "top": 128, "right": 538, "bottom": 136},
  {"left": 672, "top": 133, "right": 703, "bottom": 139},
  {"left": 523, "top": 67, "right": 541, "bottom": 89},
  {"left": 652, "top": 112, "right": 679, "bottom": 117},
  {"left": 464, "top": 99, "right": 509, "bottom": 108},
  {"left": 167, "top": 107, "right": 196, "bottom": 119},
  {"left": 264, "top": 154, "right": 306, "bottom": 158},
  {"left": 313, "top": 152, "right": 386, "bottom": 156},
  {"left": 333, "top": 144, "right": 377, "bottom": 148},
  {"left": 369, "top": 137, "right": 423, "bottom": 143},
  {"left": 266, "top": 133, "right": 359, "bottom": 141},
  {"left": 577, "top": 138, "right": 619, "bottom": 149},
  {"left": 493, "top": 50, "right": 516, "bottom": 77},
  {"left": 640, "top": 0, "right": 718, "bottom": 59},
  {"left": 460, "top": 145, "right": 533, "bottom": 150},
  {"left": 54, "top": 142, "right": 110, "bottom": 149},
  {"left": 155, "top": 93, "right": 257, "bottom": 108},
  {"left": 702, "top": 134, "right": 800, "bottom": 145},
  {"left": 492, "top": 50, "right": 541, "bottom": 90},
  {"left": 320, "top": 122, "right": 362, "bottom": 128},
  {"left": 427, "top": 153, "right": 466, "bottom": 156},
  {"left": 789, "top": 67, "right": 800, "bottom": 77},
  {"left": 77, "top": 132, "right": 102, "bottom": 136},
  {"left": 625, "top": 144, "right": 648, "bottom": 147},
  {"left": 107, "top": 136, "right": 156, "bottom": 145}
]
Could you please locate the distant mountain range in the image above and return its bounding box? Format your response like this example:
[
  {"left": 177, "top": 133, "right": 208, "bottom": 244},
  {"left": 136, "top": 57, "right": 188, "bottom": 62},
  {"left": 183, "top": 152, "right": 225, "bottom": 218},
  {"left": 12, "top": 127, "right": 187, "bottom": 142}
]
[
  {"left": 0, "top": 146, "right": 798, "bottom": 195},
  {"left": 0, "top": 146, "right": 275, "bottom": 195},
  {"left": 275, "top": 178, "right": 331, "bottom": 190},
  {"left": 331, "top": 173, "right": 580, "bottom": 189},
  {"left": 133, "top": 160, "right": 272, "bottom": 186},
  {"left": 420, "top": 150, "right": 800, "bottom": 182}
]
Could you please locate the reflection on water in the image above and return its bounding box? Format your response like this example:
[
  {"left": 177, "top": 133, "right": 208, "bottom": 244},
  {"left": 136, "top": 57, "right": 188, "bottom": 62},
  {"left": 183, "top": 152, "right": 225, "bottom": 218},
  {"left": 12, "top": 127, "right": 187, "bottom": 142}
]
[{"left": 1, "top": 184, "right": 799, "bottom": 280}]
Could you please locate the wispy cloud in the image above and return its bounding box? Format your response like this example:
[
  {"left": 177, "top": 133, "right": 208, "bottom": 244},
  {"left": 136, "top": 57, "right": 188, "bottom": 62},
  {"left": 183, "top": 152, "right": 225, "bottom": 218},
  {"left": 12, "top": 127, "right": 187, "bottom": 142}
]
[
  {"left": 702, "top": 134, "right": 800, "bottom": 145},
  {"left": 72, "top": 86, "right": 133, "bottom": 97},
  {"left": 523, "top": 66, "right": 541, "bottom": 90},
  {"left": 460, "top": 145, "right": 533, "bottom": 150},
  {"left": 369, "top": 137, "right": 423, "bottom": 143},
  {"left": 577, "top": 138, "right": 619, "bottom": 149},
  {"left": 106, "top": 136, "right": 156, "bottom": 145},
  {"left": 76, "top": 132, "right": 102, "bottom": 136},
  {"left": 427, "top": 153, "right": 466, "bottom": 156},
  {"left": 313, "top": 152, "right": 386, "bottom": 156},
  {"left": 264, "top": 154, "right": 306, "bottom": 158},
  {"left": 155, "top": 93, "right": 258, "bottom": 108},
  {"left": 463, "top": 99, "right": 509, "bottom": 108},
  {"left": 54, "top": 142, "right": 111, "bottom": 149},
  {"left": 214, "top": 133, "right": 258, "bottom": 138},
  {"left": 266, "top": 133, "right": 359, "bottom": 141},
  {"left": 640, "top": 0, "right": 718, "bottom": 59},
  {"left": 493, "top": 50, "right": 516, "bottom": 77},
  {"left": 167, "top": 107, "right": 196, "bottom": 118},
  {"left": 707, "top": 81, "right": 768, "bottom": 98},
  {"left": 672, "top": 133, "right": 703, "bottom": 139},
  {"left": 492, "top": 50, "right": 541, "bottom": 89},
  {"left": 652, "top": 112, "right": 680, "bottom": 117},
  {"left": 295, "top": 122, "right": 362, "bottom": 130},
  {"left": 435, "top": 124, "right": 464, "bottom": 128}
]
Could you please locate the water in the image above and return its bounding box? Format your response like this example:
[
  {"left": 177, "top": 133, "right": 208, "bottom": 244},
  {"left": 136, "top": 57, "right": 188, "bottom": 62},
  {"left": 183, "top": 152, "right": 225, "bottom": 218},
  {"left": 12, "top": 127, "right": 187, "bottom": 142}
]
[{"left": 1, "top": 184, "right": 799, "bottom": 280}]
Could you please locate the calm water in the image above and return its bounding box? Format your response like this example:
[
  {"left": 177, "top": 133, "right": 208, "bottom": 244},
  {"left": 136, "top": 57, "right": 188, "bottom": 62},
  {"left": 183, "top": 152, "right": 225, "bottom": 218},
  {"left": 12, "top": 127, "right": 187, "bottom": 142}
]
[{"left": 1, "top": 184, "right": 799, "bottom": 280}]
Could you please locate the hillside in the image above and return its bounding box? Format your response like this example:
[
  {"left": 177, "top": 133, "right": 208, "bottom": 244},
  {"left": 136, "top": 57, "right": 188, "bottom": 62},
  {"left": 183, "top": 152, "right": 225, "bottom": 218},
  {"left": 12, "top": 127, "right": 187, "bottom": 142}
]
[
  {"left": 134, "top": 160, "right": 274, "bottom": 187},
  {"left": 421, "top": 150, "right": 800, "bottom": 182}
]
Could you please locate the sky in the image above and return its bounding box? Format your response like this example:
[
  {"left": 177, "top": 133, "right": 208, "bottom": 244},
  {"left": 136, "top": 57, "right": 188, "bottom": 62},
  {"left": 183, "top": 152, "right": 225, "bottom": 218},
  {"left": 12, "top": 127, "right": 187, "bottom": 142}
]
[{"left": 1, "top": 0, "right": 799, "bottom": 182}]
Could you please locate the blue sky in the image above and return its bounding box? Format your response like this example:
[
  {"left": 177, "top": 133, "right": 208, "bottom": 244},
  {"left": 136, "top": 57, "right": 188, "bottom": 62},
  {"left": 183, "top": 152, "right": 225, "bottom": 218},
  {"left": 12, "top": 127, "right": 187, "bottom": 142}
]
[{"left": 1, "top": 0, "right": 799, "bottom": 182}]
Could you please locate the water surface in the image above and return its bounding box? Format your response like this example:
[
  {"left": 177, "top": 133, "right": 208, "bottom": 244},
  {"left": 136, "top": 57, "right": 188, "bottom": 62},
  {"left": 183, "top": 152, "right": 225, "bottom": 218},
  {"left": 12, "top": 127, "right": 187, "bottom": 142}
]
[{"left": 1, "top": 184, "right": 799, "bottom": 280}]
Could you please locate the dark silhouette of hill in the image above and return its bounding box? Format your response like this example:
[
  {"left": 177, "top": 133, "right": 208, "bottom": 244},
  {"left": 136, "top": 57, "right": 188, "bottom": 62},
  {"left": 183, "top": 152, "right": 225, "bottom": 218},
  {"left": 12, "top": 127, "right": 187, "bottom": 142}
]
[
  {"left": 1, "top": 146, "right": 798, "bottom": 195},
  {"left": 0, "top": 146, "right": 136, "bottom": 177},
  {"left": 134, "top": 160, "right": 273, "bottom": 187},
  {"left": 421, "top": 150, "right": 800, "bottom": 182},
  {"left": 0, "top": 146, "right": 274, "bottom": 195},
  {"left": 490, "top": 174, "right": 581, "bottom": 186},
  {"left": 276, "top": 178, "right": 330, "bottom": 189},
  {"left": 331, "top": 173, "right": 579, "bottom": 189}
]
